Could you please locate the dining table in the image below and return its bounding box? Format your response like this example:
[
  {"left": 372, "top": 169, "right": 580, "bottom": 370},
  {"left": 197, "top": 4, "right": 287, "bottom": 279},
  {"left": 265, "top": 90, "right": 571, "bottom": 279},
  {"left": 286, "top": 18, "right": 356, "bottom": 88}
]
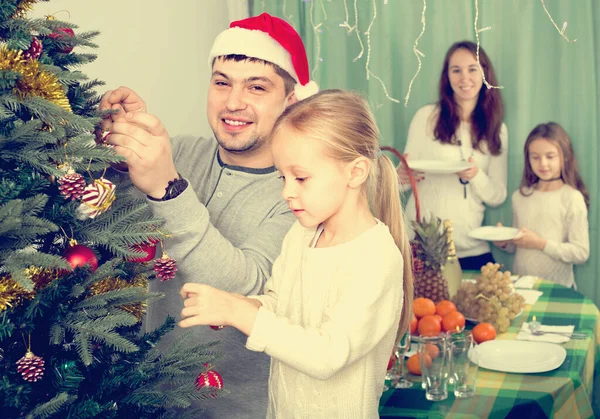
[{"left": 378, "top": 275, "right": 600, "bottom": 419}]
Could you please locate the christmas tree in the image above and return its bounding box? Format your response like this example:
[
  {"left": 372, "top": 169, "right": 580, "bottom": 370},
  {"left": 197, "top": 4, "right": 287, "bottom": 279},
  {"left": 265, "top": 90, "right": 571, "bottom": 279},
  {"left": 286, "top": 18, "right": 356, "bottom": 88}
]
[{"left": 0, "top": 1, "right": 223, "bottom": 417}]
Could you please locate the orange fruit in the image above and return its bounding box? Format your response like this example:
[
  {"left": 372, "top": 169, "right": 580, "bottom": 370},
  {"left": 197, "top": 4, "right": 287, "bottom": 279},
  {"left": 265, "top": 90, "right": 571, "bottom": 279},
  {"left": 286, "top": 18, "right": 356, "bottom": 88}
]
[
  {"left": 417, "top": 315, "right": 442, "bottom": 337},
  {"left": 424, "top": 343, "right": 440, "bottom": 359},
  {"left": 473, "top": 322, "right": 497, "bottom": 343},
  {"left": 441, "top": 311, "right": 466, "bottom": 332},
  {"left": 410, "top": 314, "right": 418, "bottom": 334},
  {"left": 413, "top": 297, "right": 436, "bottom": 318},
  {"left": 406, "top": 353, "right": 432, "bottom": 376},
  {"left": 435, "top": 300, "right": 457, "bottom": 317},
  {"left": 433, "top": 314, "right": 443, "bottom": 325}
]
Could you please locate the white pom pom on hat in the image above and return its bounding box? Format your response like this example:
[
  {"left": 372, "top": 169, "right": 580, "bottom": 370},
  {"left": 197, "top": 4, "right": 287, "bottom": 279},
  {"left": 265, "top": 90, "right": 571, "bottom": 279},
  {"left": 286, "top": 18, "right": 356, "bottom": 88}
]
[{"left": 208, "top": 13, "right": 319, "bottom": 100}]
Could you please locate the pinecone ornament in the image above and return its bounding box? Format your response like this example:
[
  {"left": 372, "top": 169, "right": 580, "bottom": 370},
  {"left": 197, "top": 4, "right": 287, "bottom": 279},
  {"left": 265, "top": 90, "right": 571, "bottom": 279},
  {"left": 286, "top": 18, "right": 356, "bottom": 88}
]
[
  {"left": 195, "top": 364, "right": 223, "bottom": 397},
  {"left": 58, "top": 171, "right": 86, "bottom": 200},
  {"left": 23, "top": 36, "right": 43, "bottom": 60},
  {"left": 153, "top": 254, "right": 177, "bottom": 282},
  {"left": 16, "top": 351, "right": 45, "bottom": 382}
]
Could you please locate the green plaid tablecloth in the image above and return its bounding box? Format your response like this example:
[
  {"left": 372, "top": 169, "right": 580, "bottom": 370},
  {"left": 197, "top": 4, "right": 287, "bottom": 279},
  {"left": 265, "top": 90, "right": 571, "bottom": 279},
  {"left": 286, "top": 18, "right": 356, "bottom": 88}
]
[{"left": 378, "top": 276, "right": 600, "bottom": 419}]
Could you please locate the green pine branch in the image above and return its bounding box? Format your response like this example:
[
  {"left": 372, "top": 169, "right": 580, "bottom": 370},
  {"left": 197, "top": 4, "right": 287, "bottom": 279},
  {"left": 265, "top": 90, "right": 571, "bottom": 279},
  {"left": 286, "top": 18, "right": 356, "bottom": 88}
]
[{"left": 26, "top": 392, "right": 75, "bottom": 419}]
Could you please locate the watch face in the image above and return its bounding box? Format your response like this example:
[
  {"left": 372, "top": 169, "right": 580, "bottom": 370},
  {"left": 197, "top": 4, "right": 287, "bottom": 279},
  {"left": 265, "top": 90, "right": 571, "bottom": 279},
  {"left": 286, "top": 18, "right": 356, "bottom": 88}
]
[{"left": 165, "top": 177, "right": 188, "bottom": 200}]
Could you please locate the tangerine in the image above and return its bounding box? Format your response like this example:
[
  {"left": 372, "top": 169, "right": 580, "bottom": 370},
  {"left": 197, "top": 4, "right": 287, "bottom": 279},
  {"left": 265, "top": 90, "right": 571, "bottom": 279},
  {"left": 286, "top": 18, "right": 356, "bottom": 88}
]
[
  {"left": 423, "top": 343, "right": 440, "bottom": 359},
  {"left": 472, "top": 322, "right": 497, "bottom": 343},
  {"left": 433, "top": 314, "right": 443, "bottom": 325},
  {"left": 435, "top": 300, "right": 457, "bottom": 317},
  {"left": 417, "top": 315, "right": 442, "bottom": 336},
  {"left": 410, "top": 314, "right": 418, "bottom": 334},
  {"left": 441, "top": 311, "right": 466, "bottom": 332},
  {"left": 413, "top": 297, "right": 436, "bottom": 318},
  {"left": 406, "top": 353, "right": 432, "bottom": 376}
]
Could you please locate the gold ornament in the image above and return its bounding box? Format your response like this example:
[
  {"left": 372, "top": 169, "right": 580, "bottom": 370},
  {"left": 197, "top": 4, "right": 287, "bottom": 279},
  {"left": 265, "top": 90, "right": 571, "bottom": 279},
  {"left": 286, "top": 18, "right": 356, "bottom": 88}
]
[
  {"left": 0, "top": 276, "right": 34, "bottom": 313},
  {"left": 89, "top": 276, "right": 148, "bottom": 321},
  {"left": 11, "top": 0, "right": 39, "bottom": 18},
  {"left": 0, "top": 47, "right": 72, "bottom": 112},
  {"left": 24, "top": 266, "right": 60, "bottom": 291}
]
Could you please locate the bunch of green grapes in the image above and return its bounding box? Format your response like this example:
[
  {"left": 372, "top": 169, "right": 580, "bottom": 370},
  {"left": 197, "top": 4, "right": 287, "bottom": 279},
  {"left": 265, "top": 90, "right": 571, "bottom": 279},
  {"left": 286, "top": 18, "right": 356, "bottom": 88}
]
[{"left": 453, "top": 263, "right": 526, "bottom": 333}]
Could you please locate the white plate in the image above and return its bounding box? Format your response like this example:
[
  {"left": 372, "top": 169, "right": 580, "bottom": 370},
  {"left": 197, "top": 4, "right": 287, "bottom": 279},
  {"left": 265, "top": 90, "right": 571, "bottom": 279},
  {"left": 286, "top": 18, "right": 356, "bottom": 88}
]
[
  {"left": 407, "top": 160, "right": 472, "bottom": 174},
  {"left": 468, "top": 226, "right": 520, "bottom": 241},
  {"left": 470, "top": 340, "right": 566, "bottom": 373}
]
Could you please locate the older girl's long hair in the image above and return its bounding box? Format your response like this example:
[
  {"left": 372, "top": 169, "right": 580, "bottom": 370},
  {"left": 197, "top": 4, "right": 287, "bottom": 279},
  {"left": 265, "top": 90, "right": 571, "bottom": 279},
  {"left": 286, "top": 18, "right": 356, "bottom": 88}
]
[
  {"left": 272, "top": 89, "right": 414, "bottom": 344},
  {"left": 434, "top": 40, "right": 504, "bottom": 155},
  {"left": 520, "top": 122, "right": 589, "bottom": 208}
]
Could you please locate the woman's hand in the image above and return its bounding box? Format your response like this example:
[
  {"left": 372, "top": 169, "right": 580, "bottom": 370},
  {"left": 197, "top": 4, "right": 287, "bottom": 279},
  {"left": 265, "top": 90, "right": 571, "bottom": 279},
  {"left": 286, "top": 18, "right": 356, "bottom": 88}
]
[
  {"left": 457, "top": 157, "right": 479, "bottom": 181},
  {"left": 493, "top": 222, "right": 509, "bottom": 249},
  {"left": 396, "top": 153, "right": 424, "bottom": 184},
  {"left": 513, "top": 228, "right": 547, "bottom": 250}
]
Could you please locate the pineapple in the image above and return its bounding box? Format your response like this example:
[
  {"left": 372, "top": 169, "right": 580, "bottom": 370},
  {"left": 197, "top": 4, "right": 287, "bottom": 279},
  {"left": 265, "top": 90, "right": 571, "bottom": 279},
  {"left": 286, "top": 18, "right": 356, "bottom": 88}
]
[{"left": 411, "top": 216, "right": 451, "bottom": 303}]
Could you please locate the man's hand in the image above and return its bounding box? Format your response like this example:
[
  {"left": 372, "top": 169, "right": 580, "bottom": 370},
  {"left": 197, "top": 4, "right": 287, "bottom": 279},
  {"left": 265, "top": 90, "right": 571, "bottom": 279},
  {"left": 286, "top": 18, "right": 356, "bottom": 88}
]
[
  {"left": 104, "top": 112, "right": 178, "bottom": 198},
  {"left": 99, "top": 86, "right": 147, "bottom": 131}
]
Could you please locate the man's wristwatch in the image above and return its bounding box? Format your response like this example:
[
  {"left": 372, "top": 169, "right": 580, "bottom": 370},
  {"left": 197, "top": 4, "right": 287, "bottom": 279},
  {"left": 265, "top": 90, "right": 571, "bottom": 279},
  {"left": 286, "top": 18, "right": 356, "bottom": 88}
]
[{"left": 148, "top": 174, "right": 189, "bottom": 201}]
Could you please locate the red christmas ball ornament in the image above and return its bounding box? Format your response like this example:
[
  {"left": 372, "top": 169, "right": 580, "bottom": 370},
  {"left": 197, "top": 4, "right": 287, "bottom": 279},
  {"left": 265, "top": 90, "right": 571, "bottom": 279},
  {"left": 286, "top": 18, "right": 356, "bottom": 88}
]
[
  {"left": 64, "top": 243, "right": 98, "bottom": 272},
  {"left": 49, "top": 27, "right": 75, "bottom": 53},
  {"left": 195, "top": 364, "right": 223, "bottom": 397},
  {"left": 128, "top": 239, "right": 158, "bottom": 263},
  {"left": 209, "top": 325, "right": 225, "bottom": 331},
  {"left": 23, "top": 36, "right": 43, "bottom": 60},
  {"left": 16, "top": 351, "right": 45, "bottom": 382}
]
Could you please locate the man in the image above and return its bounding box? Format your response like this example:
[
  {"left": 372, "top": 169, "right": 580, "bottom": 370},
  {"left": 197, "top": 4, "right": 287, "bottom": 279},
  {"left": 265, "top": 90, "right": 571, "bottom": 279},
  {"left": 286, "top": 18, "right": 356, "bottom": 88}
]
[{"left": 100, "top": 13, "right": 318, "bottom": 418}]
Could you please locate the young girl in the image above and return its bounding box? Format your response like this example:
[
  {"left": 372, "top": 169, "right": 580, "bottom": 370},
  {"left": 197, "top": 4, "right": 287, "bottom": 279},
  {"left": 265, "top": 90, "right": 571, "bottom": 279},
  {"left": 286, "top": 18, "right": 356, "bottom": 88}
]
[
  {"left": 495, "top": 122, "right": 589, "bottom": 287},
  {"left": 178, "top": 89, "right": 413, "bottom": 418},
  {"left": 398, "top": 41, "right": 507, "bottom": 270}
]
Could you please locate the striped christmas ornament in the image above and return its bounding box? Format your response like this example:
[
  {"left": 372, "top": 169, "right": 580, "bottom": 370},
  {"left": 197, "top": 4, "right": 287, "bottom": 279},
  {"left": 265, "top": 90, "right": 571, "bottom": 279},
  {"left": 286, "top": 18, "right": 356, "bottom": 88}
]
[
  {"left": 77, "top": 177, "right": 116, "bottom": 219},
  {"left": 195, "top": 365, "right": 223, "bottom": 397}
]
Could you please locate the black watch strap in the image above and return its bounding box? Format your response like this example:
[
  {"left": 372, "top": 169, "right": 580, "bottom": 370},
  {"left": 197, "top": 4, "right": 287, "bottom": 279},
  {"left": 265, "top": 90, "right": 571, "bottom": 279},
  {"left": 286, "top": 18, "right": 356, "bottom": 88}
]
[{"left": 148, "top": 174, "right": 189, "bottom": 202}]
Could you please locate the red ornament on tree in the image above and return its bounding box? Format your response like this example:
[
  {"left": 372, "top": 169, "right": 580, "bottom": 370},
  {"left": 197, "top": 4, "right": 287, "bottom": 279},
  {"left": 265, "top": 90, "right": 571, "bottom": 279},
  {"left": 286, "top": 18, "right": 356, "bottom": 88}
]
[
  {"left": 210, "top": 325, "right": 225, "bottom": 331},
  {"left": 153, "top": 254, "right": 177, "bottom": 282},
  {"left": 49, "top": 27, "right": 75, "bottom": 53},
  {"left": 57, "top": 171, "right": 86, "bottom": 201},
  {"left": 195, "top": 364, "right": 223, "bottom": 397},
  {"left": 64, "top": 242, "right": 98, "bottom": 272},
  {"left": 23, "top": 36, "right": 43, "bottom": 60},
  {"left": 128, "top": 239, "right": 158, "bottom": 263},
  {"left": 16, "top": 351, "right": 45, "bottom": 382}
]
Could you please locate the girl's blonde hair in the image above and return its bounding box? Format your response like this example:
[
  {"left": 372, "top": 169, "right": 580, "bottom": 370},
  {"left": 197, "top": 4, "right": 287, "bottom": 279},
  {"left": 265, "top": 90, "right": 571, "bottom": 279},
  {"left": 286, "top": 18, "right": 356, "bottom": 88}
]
[
  {"left": 520, "top": 122, "right": 589, "bottom": 208},
  {"left": 272, "top": 89, "right": 414, "bottom": 344}
]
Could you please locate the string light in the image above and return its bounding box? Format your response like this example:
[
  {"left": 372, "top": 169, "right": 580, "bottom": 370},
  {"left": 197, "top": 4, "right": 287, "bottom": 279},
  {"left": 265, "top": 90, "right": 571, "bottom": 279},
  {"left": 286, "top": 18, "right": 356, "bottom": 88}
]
[
  {"left": 474, "top": 0, "right": 503, "bottom": 90},
  {"left": 339, "top": 0, "right": 354, "bottom": 33},
  {"left": 351, "top": 0, "right": 365, "bottom": 62},
  {"left": 540, "top": 0, "right": 576, "bottom": 43},
  {"left": 404, "top": 0, "right": 427, "bottom": 107},
  {"left": 309, "top": 0, "right": 323, "bottom": 79},
  {"left": 364, "top": 0, "right": 399, "bottom": 103},
  {"left": 282, "top": 0, "right": 294, "bottom": 24}
]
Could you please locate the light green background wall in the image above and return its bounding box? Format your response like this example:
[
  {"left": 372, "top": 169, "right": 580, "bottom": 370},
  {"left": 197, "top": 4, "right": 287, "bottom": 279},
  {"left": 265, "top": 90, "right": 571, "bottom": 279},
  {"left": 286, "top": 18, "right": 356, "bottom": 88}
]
[{"left": 253, "top": 0, "right": 600, "bottom": 307}]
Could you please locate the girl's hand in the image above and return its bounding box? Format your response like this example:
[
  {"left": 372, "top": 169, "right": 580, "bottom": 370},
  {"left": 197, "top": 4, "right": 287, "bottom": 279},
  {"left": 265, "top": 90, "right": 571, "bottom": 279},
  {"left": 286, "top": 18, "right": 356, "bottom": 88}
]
[
  {"left": 179, "top": 284, "right": 236, "bottom": 328},
  {"left": 396, "top": 153, "right": 425, "bottom": 184},
  {"left": 512, "top": 228, "right": 547, "bottom": 250},
  {"left": 457, "top": 157, "right": 479, "bottom": 181}
]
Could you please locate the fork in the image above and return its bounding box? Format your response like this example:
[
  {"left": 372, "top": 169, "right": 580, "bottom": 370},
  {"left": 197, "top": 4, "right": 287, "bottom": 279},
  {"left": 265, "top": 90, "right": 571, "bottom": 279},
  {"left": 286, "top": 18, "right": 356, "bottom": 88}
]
[{"left": 530, "top": 330, "right": 587, "bottom": 340}]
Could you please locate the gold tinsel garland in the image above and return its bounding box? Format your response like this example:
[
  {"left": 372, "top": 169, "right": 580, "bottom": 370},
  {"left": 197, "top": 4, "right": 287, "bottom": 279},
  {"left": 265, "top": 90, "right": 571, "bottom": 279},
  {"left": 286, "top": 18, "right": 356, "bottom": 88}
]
[
  {"left": 0, "top": 47, "right": 72, "bottom": 112},
  {"left": 89, "top": 276, "right": 149, "bottom": 321},
  {"left": 0, "top": 275, "right": 34, "bottom": 313},
  {"left": 11, "top": 0, "right": 38, "bottom": 18}
]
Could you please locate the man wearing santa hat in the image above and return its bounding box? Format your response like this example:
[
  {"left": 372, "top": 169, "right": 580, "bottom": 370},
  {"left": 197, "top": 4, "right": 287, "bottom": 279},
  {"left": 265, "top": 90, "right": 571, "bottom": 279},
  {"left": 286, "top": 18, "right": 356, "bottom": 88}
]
[{"left": 101, "top": 13, "right": 317, "bottom": 418}]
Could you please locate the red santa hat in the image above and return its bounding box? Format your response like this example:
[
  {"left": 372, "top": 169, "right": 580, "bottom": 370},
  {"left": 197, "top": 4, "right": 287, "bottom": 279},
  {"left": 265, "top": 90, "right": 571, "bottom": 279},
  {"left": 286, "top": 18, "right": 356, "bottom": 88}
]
[{"left": 208, "top": 13, "right": 319, "bottom": 100}]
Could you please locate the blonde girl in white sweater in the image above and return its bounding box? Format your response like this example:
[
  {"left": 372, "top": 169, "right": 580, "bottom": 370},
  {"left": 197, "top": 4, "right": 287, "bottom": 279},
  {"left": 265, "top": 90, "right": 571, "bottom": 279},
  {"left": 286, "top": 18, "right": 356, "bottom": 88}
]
[
  {"left": 398, "top": 41, "right": 508, "bottom": 270},
  {"left": 178, "top": 89, "right": 414, "bottom": 418},
  {"left": 495, "top": 122, "right": 589, "bottom": 288}
]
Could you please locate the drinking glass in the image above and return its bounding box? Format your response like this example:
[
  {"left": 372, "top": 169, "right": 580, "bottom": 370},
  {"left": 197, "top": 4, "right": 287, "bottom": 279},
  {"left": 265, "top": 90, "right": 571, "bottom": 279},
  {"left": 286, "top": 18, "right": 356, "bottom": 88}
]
[{"left": 418, "top": 335, "right": 448, "bottom": 401}]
